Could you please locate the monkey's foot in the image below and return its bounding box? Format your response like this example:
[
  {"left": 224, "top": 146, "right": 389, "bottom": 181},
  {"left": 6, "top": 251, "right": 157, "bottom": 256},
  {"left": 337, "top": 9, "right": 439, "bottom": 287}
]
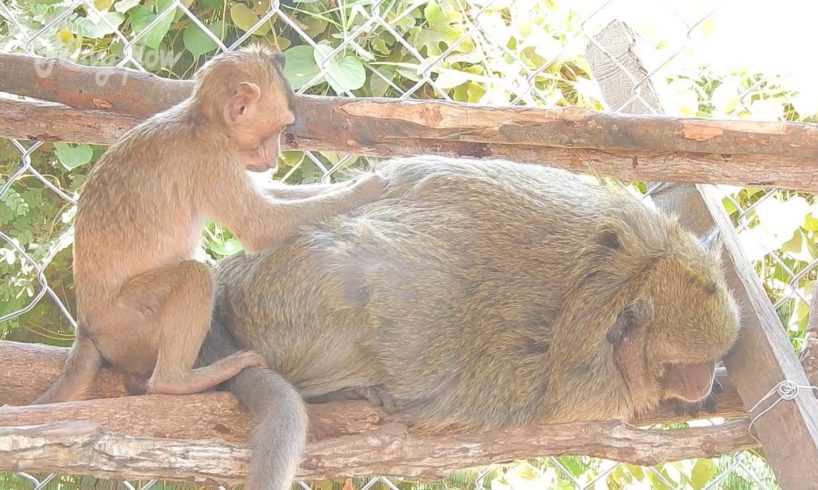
[
  {"left": 145, "top": 351, "right": 269, "bottom": 395},
  {"left": 236, "top": 350, "right": 269, "bottom": 370}
]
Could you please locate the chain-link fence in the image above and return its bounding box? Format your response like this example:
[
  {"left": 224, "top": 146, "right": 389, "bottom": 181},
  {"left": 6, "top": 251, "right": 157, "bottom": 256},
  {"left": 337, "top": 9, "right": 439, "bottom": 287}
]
[{"left": 1, "top": 0, "right": 816, "bottom": 488}]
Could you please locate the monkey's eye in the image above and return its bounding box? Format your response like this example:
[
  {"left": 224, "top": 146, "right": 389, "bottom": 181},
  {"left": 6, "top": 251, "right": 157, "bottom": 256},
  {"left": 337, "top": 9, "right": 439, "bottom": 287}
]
[
  {"left": 607, "top": 301, "right": 643, "bottom": 344},
  {"left": 239, "top": 105, "right": 246, "bottom": 115}
]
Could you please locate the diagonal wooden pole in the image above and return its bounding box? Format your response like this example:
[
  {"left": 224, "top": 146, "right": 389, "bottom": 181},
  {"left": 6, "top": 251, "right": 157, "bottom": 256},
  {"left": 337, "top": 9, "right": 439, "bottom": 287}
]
[{"left": 586, "top": 20, "right": 818, "bottom": 489}]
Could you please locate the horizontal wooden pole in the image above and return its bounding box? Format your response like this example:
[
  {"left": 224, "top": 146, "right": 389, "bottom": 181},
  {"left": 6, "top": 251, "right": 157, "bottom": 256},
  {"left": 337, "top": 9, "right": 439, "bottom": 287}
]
[
  {"left": 0, "top": 419, "right": 756, "bottom": 485},
  {"left": 0, "top": 340, "right": 754, "bottom": 483},
  {"left": 2, "top": 97, "right": 816, "bottom": 192},
  {"left": 1, "top": 53, "right": 818, "bottom": 191}
]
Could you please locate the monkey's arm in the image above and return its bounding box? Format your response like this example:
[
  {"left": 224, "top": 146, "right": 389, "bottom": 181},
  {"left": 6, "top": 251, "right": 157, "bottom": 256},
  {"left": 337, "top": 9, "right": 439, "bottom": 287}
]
[
  {"left": 261, "top": 180, "right": 354, "bottom": 201},
  {"left": 203, "top": 171, "right": 385, "bottom": 253}
]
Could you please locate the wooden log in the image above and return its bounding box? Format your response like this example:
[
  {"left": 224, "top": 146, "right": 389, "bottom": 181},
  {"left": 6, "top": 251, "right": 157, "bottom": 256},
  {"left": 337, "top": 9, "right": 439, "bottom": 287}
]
[
  {"left": 0, "top": 419, "right": 756, "bottom": 485},
  {"left": 0, "top": 339, "right": 754, "bottom": 483},
  {"left": 0, "top": 52, "right": 190, "bottom": 116},
  {"left": 2, "top": 97, "right": 817, "bottom": 192},
  {"left": 586, "top": 19, "right": 818, "bottom": 490},
  {"left": 2, "top": 53, "right": 818, "bottom": 191}
]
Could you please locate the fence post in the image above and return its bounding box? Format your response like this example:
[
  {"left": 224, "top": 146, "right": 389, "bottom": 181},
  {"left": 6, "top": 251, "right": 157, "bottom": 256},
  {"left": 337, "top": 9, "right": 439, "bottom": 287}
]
[{"left": 586, "top": 19, "right": 818, "bottom": 489}]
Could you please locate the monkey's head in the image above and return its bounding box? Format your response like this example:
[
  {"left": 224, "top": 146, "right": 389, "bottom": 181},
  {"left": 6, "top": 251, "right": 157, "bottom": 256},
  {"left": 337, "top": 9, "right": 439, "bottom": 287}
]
[
  {"left": 605, "top": 224, "right": 741, "bottom": 412},
  {"left": 193, "top": 45, "right": 296, "bottom": 172}
]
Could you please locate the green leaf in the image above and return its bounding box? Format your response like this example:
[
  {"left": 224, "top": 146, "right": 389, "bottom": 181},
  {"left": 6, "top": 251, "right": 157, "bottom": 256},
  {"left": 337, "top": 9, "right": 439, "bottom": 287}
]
[
  {"left": 72, "top": 11, "right": 125, "bottom": 38},
  {"left": 298, "top": 159, "right": 324, "bottom": 184},
  {"left": 302, "top": 15, "right": 328, "bottom": 38},
  {"left": 208, "top": 237, "right": 243, "bottom": 257},
  {"left": 283, "top": 45, "right": 321, "bottom": 90},
  {"left": 114, "top": 0, "right": 140, "bottom": 13},
  {"left": 0, "top": 187, "right": 28, "bottom": 220},
  {"left": 433, "top": 67, "right": 472, "bottom": 89},
  {"left": 804, "top": 211, "right": 818, "bottom": 231},
  {"left": 230, "top": 4, "right": 258, "bottom": 32},
  {"left": 94, "top": 0, "right": 114, "bottom": 11},
  {"left": 129, "top": 0, "right": 175, "bottom": 50},
  {"left": 369, "top": 66, "right": 395, "bottom": 97},
  {"left": 314, "top": 45, "right": 365, "bottom": 94},
  {"left": 690, "top": 459, "right": 718, "bottom": 489},
  {"left": 412, "top": 0, "right": 468, "bottom": 56},
  {"left": 183, "top": 20, "right": 225, "bottom": 57},
  {"left": 54, "top": 143, "right": 93, "bottom": 170}
]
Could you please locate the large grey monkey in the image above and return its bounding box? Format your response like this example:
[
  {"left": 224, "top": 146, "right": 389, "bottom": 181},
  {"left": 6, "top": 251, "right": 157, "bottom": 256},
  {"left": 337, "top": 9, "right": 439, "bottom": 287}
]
[{"left": 198, "top": 156, "right": 741, "bottom": 490}]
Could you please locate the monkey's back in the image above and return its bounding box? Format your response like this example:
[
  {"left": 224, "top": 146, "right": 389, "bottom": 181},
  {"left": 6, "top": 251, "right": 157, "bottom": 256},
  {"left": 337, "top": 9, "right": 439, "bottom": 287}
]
[
  {"left": 216, "top": 156, "right": 670, "bottom": 427},
  {"left": 73, "top": 106, "right": 224, "bottom": 314}
]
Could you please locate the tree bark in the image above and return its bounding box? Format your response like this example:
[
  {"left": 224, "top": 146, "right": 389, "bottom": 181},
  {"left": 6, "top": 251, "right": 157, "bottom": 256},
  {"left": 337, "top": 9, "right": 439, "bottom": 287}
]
[
  {"left": 2, "top": 53, "right": 818, "bottom": 191},
  {"left": 0, "top": 418, "right": 756, "bottom": 485},
  {"left": 0, "top": 340, "right": 754, "bottom": 484}
]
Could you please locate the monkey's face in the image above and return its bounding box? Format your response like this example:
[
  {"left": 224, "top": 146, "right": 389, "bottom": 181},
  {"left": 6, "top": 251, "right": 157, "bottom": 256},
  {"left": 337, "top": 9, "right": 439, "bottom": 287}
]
[
  {"left": 216, "top": 55, "right": 294, "bottom": 172},
  {"left": 609, "top": 249, "right": 740, "bottom": 409},
  {"left": 224, "top": 80, "right": 295, "bottom": 173}
]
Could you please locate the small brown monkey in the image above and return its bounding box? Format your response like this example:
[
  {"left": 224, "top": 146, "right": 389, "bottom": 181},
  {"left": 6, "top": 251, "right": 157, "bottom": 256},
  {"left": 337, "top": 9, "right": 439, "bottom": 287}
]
[
  {"left": 34, "top": 46, "right": 385, "bottom": 404},
  {"left": 199, "top": 156, "right": 741, "bottom": 490}
]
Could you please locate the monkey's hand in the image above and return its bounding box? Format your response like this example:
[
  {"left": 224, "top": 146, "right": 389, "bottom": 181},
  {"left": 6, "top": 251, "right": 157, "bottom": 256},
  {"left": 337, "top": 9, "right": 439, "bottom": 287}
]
[
  {"left": 671, "top": 377, "right": 722, "bottom": 418},
  {"left": 348, "top": 173, "right": 388, "bottom": 202}
]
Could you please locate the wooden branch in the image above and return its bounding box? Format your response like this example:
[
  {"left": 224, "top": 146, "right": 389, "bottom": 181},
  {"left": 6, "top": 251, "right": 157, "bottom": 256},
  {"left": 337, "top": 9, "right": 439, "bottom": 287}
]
[
  {"left": 0, "top": 52, "right": 190, "bottom": 116},
  {"left": 2, "top": 53, "right": 818, "bottom": 191},
  {"left": 0, "top": 418, "right": 756, "bottom": 485},
  {"left": 585, "top": 19, "right": 818, "bottom": 489},
  {"left": 0, "top": 340, "right": 753, "bottom": 482}
]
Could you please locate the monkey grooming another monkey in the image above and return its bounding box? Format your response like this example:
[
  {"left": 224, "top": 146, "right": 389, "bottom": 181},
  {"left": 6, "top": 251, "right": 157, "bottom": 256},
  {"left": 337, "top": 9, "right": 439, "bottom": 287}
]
[
  {"left": 33, "top": 46, "right": 385, "bottom": 404},
  {"left": 199, "top": 155, "right": 741, "bottom": 490}
]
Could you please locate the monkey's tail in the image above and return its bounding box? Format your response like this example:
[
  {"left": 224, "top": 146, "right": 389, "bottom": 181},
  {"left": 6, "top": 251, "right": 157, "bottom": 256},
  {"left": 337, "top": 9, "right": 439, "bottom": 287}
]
[
  {"left": 199, "top": 317, "right": 307, "bottom": 490},
  {"left": 227, "top": 367, "right": 308, "bottom": 490}
]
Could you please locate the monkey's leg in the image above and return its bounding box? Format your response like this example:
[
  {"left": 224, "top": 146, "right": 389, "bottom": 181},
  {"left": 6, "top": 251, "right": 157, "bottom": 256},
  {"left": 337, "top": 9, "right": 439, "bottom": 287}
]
[
  {"left": 115, "top": 261, "right": 266, "bottom": 395},
  {"left": 32, "top": 334, "right": 103, "bottom": 404}
]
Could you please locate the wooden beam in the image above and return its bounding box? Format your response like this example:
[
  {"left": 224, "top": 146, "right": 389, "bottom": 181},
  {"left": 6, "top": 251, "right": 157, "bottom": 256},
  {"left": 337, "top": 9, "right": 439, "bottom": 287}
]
[
  {"left": 586, "top": 19, "right": 818, "bottom": 490},
  {"left": 0, "top": 419, "right": 756, "bottom": 485},
  {"left": 2, "top": 98, "right": 817, "bottom": 193},
  {"left": 0, "top": 52, "right": 190, "bottom": 116},
  {"left": 0, "top": 339, "right": 754, "bottom": 483},
  {"left": 2, "top": 53, "right": 818, "bottom": 191}
]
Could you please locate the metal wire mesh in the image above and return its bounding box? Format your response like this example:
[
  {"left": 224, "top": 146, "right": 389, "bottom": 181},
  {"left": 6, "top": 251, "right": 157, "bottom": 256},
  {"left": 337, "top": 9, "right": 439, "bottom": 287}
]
[{"left": 1, "top": 0, "right": 816, "bottom": 488}]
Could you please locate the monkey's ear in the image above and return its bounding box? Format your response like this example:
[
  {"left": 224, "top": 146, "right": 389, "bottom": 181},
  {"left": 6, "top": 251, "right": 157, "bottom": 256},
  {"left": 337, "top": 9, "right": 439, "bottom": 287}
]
[
  {"left": 271, "top": 52, "right": 286, "bottom": 69},
  {"left": 225, "top": 82, "right": 261, "bottom": 125},
  {"left": 607, "top": 299, "right": 647, "bottom": 344}
]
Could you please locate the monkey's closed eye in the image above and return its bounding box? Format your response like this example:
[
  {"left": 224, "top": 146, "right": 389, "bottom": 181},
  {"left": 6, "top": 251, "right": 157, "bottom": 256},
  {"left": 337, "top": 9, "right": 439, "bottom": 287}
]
[{"left": 607, "top": 301, "right": 643, "bottom": 344}]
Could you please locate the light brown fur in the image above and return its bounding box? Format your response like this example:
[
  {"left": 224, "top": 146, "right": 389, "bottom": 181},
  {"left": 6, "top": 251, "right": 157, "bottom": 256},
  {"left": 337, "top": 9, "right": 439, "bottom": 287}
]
[
  {"left": 34, "top": 46, "right": 385, "bottom": 404},
  {"left": 199, "top": 156, "right": 741, "bottom": 489}
]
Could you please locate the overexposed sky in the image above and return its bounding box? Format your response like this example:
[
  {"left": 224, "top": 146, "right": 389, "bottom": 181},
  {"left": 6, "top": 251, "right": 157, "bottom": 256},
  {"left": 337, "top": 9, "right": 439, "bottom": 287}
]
[{"left": 566, "top": 0, "right": 818, "bottom": 115}]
